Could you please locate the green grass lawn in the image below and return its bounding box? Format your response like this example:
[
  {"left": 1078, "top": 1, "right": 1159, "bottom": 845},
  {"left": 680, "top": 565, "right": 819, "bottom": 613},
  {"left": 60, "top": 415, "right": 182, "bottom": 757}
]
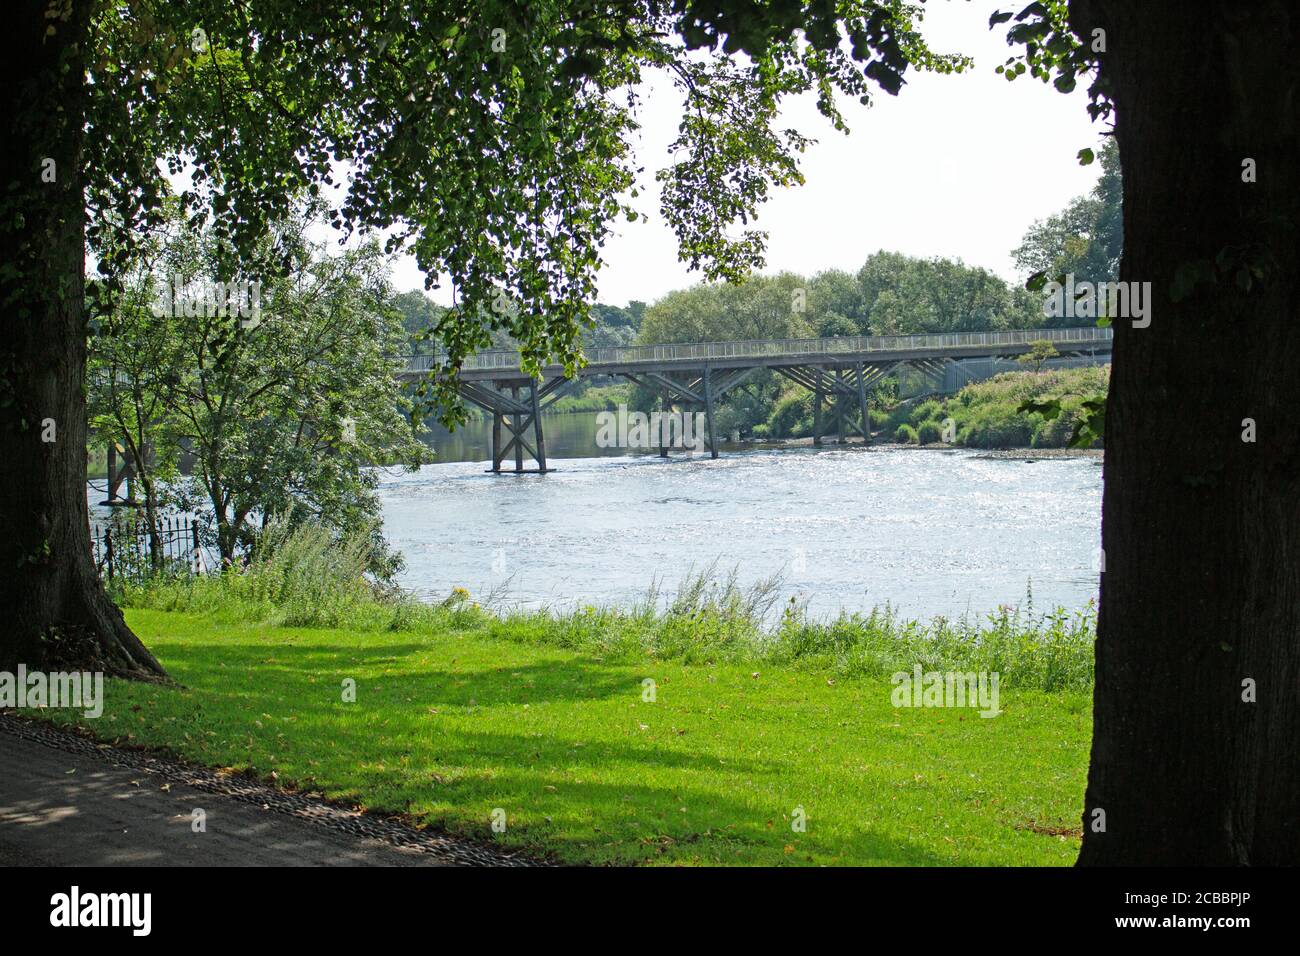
[{"left": 45, "top": 608, "right": 1091, "bottom": 865}]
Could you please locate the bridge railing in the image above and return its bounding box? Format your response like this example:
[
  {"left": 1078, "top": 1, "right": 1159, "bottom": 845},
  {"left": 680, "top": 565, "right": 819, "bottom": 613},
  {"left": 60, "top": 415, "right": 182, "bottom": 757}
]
[{"left": 403, "top": 326, "right": 1112, "bottom": 375}]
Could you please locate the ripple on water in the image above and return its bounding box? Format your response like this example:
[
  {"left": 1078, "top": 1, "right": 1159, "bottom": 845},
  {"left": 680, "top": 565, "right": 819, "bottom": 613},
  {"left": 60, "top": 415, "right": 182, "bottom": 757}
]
[{"left": 377, "top": 447, "right": 1101, "bottom": 619}]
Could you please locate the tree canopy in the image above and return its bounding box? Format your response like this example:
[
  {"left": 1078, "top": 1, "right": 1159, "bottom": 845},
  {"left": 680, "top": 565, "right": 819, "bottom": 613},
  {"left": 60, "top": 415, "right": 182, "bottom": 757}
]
[
  {"left": 66, "top": 0, "right": 968, "bottom": 430},
  {"left": 1012, "top": 138, "right": 1122, "bottom": 292},
  {"left": 89, "top": 202, "right": 430, "bottom": 575},
  {"left": 636, "top": 251, "right": 1045, "bottom": 345}
]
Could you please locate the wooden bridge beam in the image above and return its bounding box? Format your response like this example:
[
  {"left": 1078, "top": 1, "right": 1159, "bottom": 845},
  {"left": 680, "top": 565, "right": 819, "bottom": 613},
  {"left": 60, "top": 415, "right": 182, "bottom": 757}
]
[
  {"left": 536, "top": 375, "right": 580, "bottom": 412},
  {"left": 101, "top": 441, "right": 139, "bottom": 506},
  {"left": 812, "top": 368, "right": 824, "bottom": 447},
  {"left": 857, "top": 362, "right": 871, "bottom": 447},
  {"left": 471, "top": 378, "right": 551, "bottom": 474},
  {"left": 660, "top": 389, "right": 671, "bottom": 458},
  {"left": 703, "top": 366, "right": 718, "bottom": 459},
  {"left": 834, "top": 369, "right": 846, "bottom": 443},
  {"left": 644, "top": 371, "right": 702, "bottom": 405}
]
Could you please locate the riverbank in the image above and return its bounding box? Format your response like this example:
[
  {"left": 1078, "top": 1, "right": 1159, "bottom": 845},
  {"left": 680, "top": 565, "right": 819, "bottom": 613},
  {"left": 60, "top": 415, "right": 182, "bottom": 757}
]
[
  {"left": 973, "top": 447, "right": 1104, "bottom": 461},
  {"left": 35, "top": 607, "right": 1090, "bottom": 865},
  {"left": 116, "top": 539, "right": 1097, "bottom": 692},
  {"left": 752, "top": 436, "right": 1104, "bottom": 460}
]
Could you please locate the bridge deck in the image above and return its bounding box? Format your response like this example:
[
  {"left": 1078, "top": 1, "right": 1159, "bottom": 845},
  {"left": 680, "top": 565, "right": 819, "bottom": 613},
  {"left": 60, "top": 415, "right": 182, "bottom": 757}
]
[
  {"left": 393, "top": 326, "right": 1111, "bottom": 473},
  {"left": 400, "top": 326, "right": 1112, "bottom": 381}
]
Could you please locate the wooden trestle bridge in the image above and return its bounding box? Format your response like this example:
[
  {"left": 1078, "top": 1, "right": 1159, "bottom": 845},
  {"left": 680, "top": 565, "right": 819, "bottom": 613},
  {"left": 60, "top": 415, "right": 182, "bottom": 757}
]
[{"left": 399, "top": 326, "right": 1112, "bottom": 474}]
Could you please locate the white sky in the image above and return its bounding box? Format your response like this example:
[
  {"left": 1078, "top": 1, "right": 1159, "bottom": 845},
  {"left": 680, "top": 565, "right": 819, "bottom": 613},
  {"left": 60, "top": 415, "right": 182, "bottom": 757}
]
[{"left": 390, "top": 2, "right": 1109, "bottom": 307}]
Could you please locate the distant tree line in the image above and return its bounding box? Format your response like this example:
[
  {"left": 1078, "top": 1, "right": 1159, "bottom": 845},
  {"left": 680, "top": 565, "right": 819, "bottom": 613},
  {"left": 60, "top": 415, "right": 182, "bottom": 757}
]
[{"left": 393, "top": 294, "right": 646, "bottom": 352}]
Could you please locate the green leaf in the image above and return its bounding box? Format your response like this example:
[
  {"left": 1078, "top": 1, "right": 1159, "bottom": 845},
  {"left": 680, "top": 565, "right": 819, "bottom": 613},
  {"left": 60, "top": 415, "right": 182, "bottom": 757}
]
[{"left": 1018, "top": 397, "right": 1062, "bottom": 420}]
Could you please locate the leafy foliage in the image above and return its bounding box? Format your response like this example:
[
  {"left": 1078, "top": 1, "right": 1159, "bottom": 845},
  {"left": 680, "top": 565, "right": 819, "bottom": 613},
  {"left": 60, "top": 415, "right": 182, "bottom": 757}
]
[
  {"left": 1017, "top": 339, "right": 1061, "bottom": 372},
  {"left": 989, "top": 0, "right": 1111, "bottom": 121},
  {"left": 89, "top": 203, "right": 430, "bottom": 573},
  {"left": 1019, "top": 394, "right": 1105, "bottom": 449},
  {"left": 869, "top": 365, "right": 1108, "bottom": 450},
  {"left": 1014, "top": 139, "right": 1122, "bottom": 302},
  {"left": 639, "top": 251, "right": 1045, "bottom": 347},
  {"left": 71, "top": 0, "right": 969, "bottom": 432}
]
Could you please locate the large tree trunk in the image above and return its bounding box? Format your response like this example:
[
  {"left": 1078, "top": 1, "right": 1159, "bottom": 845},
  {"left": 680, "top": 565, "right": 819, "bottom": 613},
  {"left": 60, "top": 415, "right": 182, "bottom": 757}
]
[
  {"left": 0, "top": 2, "right": 164, "bottom": 679},
  {"left": 1077, "top": 0, "right": 1300, "bottom": 863}
]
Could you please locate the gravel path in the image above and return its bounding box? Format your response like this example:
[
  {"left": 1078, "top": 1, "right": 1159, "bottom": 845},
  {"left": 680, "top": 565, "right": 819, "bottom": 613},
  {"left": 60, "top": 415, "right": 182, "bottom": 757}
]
[{"left": 0, "top": 714, "right": 547, "bottom": 867}]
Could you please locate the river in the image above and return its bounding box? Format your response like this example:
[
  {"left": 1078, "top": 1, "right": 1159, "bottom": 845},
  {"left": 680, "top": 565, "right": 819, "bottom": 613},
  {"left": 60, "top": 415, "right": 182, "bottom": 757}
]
[{"left": 381, "top": 412, "right": 1103, "bottom": 620}]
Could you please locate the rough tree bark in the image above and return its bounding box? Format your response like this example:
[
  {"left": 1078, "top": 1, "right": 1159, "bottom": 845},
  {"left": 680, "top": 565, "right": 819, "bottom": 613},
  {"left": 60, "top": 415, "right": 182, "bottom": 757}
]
[
  {"left": 1077, "top": 0, "right": 1300, "bottom": 863},
  {"left": 0, "top": 2, "right": 165, "bottom": 679}
]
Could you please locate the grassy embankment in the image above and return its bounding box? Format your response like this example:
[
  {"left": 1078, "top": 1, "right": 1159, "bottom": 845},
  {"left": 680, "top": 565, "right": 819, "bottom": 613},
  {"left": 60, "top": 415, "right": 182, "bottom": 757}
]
[
  {"left": 758, "top": 365, "right": 1109, "bottom": 448},
  {"left": 546, "top": 383, "right": 631, "bottom": 414},
  {"left": 883, "top": 365, "right": 1109, "bottom": 448},
  {"left": 42, "top": 528, "right": 1095, "bottom": 866}
]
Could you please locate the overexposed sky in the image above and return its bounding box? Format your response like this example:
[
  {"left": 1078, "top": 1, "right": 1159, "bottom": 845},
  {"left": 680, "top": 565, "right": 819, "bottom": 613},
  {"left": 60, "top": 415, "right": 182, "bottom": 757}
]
[{"left": 391, "top": 2, "right": 1108, "bottom": 307}]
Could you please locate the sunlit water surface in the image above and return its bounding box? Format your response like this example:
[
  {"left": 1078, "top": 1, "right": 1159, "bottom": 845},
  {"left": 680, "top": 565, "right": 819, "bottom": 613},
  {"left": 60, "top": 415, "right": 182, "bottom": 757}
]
[{"left": 378, "top": 444, "right": 1102, "bottom": 621}]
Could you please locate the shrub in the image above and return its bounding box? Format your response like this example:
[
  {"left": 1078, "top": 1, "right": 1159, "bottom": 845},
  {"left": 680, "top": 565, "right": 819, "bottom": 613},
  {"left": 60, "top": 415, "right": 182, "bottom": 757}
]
[
  {"left": 959, "top": 413, "right": 1035, "bottom": 448},
  {"left": 766, "top": 392, "right": 813, "bottom": 438},
  {"left": 910, "top": 399, "right": 943, "bottom": 426},
  {"left": 881, "top": 404, "right": 912, "bottom": 434},
  {"left": 117, "top": 516, "right": 416, "bottom": 629},
  {"left": 917, "top": 420, "right": 942, "bottom": 444},
  {"left": 941, "top": 365, "right": 1109, "bottom": 449},
  {"left": 1034, "top": 402, "right": 1088, "bottom": 448},
  {"left": 895, "top": 423, "right": 918, "bottom": 444}
]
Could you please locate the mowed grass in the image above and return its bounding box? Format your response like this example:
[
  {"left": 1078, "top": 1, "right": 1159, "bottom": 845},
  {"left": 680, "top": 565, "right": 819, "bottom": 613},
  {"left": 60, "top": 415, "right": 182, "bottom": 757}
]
[{"left": 45, "top": 608, "right": 1091, "bottom": 865}]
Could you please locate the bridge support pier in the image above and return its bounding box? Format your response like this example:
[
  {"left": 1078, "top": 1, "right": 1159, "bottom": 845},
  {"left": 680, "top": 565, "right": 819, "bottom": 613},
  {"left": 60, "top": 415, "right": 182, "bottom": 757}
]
[
  {"left": 783, "top": 364, "right": 869, "bottom": 446},
  {"left": 856, "top": 362, "right": 872, "bottom": 446},
  {"left": 812, "top": 370, "right": 824, "bottom": 447},
  {"left": 101, "top": 442, "right": 139, "bottom": 506},
  {"left": 835, "top": 369, "right": 847, "bottom": 443},
  {"left": 529, "top": 384, "right": 547, "bottom": 469},
  {"left": 660, "top": 389, "right": 671, "bottom": 458},
  {"left": 477, "top": 378, "right": 551, "bottom": 474},
  {"left": 703, "top": 366, "right": 718, "bottom": 459}
]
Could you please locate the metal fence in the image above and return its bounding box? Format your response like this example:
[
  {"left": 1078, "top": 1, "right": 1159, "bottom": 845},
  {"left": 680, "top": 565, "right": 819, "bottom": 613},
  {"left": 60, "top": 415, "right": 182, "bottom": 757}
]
[
  {"left": 402, "top": 325, "right": 1114, "bottom": 375},
  {"left": 91, "top": 514, "right": 204, "bottom": 583}
]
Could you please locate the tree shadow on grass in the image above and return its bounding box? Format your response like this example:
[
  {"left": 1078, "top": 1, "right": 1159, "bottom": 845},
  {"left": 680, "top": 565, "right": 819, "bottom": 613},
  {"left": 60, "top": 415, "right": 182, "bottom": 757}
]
[
  {"left": 163, "top": 641, "right": 652, "bottom": 709},
  {"left": 103, "top": 634, "right": 958, "bottom": 865},
  {"left": 264, "top": 720, "right": 951, "bottom": 866}
]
